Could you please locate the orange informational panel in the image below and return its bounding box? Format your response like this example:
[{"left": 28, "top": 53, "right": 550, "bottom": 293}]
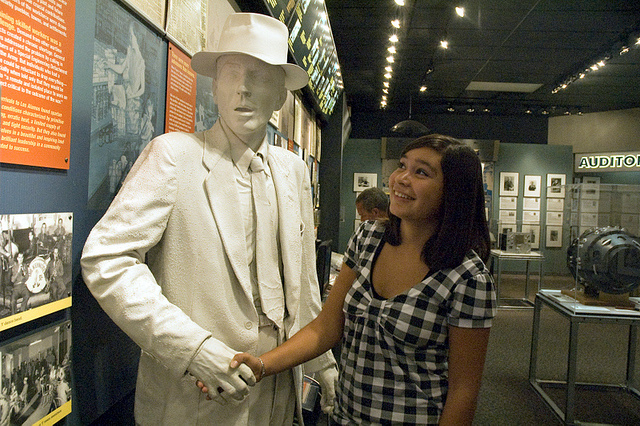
[
  {"left": 0, "top": 0, "right": 75, "bottom": 169},
  {"left": 165, "top": 43, "right": 196, "bottom": 133}
]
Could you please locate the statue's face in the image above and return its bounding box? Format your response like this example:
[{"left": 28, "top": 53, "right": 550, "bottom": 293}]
[{"left": 213, "top": 54, "right": 286, "bottom": 146}]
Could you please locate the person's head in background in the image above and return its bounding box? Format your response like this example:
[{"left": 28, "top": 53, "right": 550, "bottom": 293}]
[{"left": 356, "top": 187, "right": 389, "bottom": 221}]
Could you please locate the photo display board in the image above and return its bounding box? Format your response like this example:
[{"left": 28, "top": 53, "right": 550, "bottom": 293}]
[
  {"left": 285, "top": 0, "right": 343, "bottom": 116},
  {"left": 0, "top": 320, "right": 72, "bottom": 424},
  {"left": 0, "top": 213, "right": 73, "bottom": 332}
]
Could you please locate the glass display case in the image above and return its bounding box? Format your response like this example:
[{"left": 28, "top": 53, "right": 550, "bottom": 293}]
[{"left": 541, "top": 183, "right": 640, "bottom": 313}]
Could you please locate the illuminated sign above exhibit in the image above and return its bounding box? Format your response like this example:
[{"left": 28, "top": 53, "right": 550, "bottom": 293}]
[{"left": 575, "top": 152, "right": 640, "bottom": 172}]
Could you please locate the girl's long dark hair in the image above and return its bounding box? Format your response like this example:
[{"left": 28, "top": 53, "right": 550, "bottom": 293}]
[{"left": 384, "top": 134, "right": 491, "bottom": 270}]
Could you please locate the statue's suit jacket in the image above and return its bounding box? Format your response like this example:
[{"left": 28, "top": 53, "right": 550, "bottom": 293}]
[{"left": 81, "top": 122, "right": 334, "bottom": 425}]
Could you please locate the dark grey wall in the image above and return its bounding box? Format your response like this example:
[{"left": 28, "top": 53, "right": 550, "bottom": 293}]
[{"left": 350, "top": 109, "right": 549, "bottom": 144}]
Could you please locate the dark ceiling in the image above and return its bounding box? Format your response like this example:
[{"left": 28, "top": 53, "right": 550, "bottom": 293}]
[{"left": 324, "top": 0, "right": 640, "bottom": 118}]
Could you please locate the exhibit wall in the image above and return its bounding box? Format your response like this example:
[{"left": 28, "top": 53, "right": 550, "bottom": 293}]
[
  {"left": 492, "top": 143, "right": 574, "bottom": 275},
  {"left": 548, "top": 108, "right": 640, "bottom": 153},
  {"left": 339, "top": 139, "right": 383, "bottom": 252}
]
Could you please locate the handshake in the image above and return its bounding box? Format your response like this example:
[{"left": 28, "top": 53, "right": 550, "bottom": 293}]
[{"left": 188, "top": 337, "right": 337, "bottom": 412}]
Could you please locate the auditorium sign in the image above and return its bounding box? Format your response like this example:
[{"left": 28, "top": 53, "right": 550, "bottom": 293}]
[{"left": 575, "top": 151, "right": 640, "bottom": 173}]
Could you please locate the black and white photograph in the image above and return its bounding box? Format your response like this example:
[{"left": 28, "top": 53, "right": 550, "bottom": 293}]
[
  {"left": 88, "top": 0, "right": 166, "bottom": 209},
  {"left": 523, "top": 175, "right": 541, "bottom": 197},
  {"left": 499, "top": 172, "right": 519, "bottom": 196},
  {"left": 546, "top": 173, "right": 566, "bottom": 198},
  {"left": 521, "top": 225, "right": 540, "bottom": 249},
  {"left": 0, "top": 214, "right": 72, "bottom": 331},
  {"left": 0, "top": 321, "right": 72, "bottom": 425},
  {"left": 353, "top": 173, "right": 377, "bottom": 192},
  {"left": 546, "top": 226, "right": 563, "bottom": 248}
]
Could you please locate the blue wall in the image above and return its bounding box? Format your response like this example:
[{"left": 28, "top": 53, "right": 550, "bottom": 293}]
[
  {"left": 338, "top": 139, "right": 383, "bottom": 252},
  {"left": 492, "top": 143, "right": 574, "bottom": 275}
]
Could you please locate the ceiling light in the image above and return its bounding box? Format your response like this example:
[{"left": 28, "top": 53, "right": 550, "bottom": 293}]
[
  {"left": 384, "top": 72, "right": 392, "bottom": 79},
  {"left": 440, "top": 40, "right": 449, "bottom": 49},
  {"left": 382, "top": 95, "right": 387, "bottom": 101},
  {"left": 483, "top": 107, "right": 490, "bottom": 113},
  {"left": 394, "top": 0, "right": 405, "bottom": 5},
  {"left": 383, "top": 81, "right": 389, "bottom": 88},
  {"left": 383, "top": 88, "right": 388, "bottom": 94},
  {"left": 385, "top": 66, "right": 393, "bottom": 72},
  {"left": 525, "top": 108, "right": 532, "bottom": 114},
  {"left": 590, "top": 64, "right": 599, "bottom": 71},
  {"left": 381, "top": 100, "right": 387, "bottom": 108},
  {"left": 636, "top": 37, "right": 640, "bottom": 45},
  {"left": 455, "top": 7, "right": 465, "bottom": 17},
  {"left": 386, "top": 55, "right": 395, "bottom": 63},
  {"left": 466, "top": 107, "right": 475, "bottom": 113},
  {"left": 389, "top": 34, "right": 399, "bottom": 43},
  {"left": 388, "top": 46, "right": 396, "bottom": 54},
  {"left": 541, "top": 109, "right": 549, "bottom": 115},
  {"left": 391, "top": 19, "right": 400, "bottom": 29},
  {"left": 419, "top": 85, "right": 427, "bottom": 92},
  {"left": 447, "top": 106, "right": 455, "bottom": 112}
]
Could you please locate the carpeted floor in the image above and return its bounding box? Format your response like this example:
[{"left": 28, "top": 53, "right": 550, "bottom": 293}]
[{"left": 474, "top": 274, "right": 640, "bottom": 426}]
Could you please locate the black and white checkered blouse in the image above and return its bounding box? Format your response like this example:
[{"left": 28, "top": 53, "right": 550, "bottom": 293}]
[{"left": 332, "top": 221, "right": 496, "bottom": 425}]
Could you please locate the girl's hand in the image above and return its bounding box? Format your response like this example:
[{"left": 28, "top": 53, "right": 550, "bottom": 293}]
[
  {"left": 230, "top": 353, "right": 265, "bottom": 382},
  {"left": 196, "top": 353, "right": 264, "bottom": 401}
]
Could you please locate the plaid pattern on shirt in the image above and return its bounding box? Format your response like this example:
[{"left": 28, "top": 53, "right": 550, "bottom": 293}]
[{"left": 332, "top": 221, "right": 496, "bottom": 425}]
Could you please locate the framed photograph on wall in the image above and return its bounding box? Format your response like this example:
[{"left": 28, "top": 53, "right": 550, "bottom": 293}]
[
  {"left": 546, "top": 226, "right": 563, "bottom": 248},
  {"left": 522, "top": 210, "right": 540, "bottom": 224},
  {"left": 546, "top": 211, "right": 564, "bottom": 226},
  {"left": 547, "top": 198, "right": 564, "bottom": 212},
  {"left": 499, "top": 196, "right": 517, "bottom": 210},
  {"left": 521, "top": 224, "right": 540, "bottom": 249},
  {"left": 523, "top": 197, "right": 540, "bottom": 211},
  {"left": 499, "top": 209, "right": 517, "bottom": 224},
  {"left": 499, "top": 172, "right": 519, "bottom": 196},
  {"left": 582, "top": 176, "right": 601, "bottom": 199},
  {"left": 353, "top": 173, "right": 377, "bottom": 192},
  {"left": 523, "top": 175, "right": 541, "bottom": 197},
  {"left": 547, "top": 173, "right": 566, "bottom": 198}
]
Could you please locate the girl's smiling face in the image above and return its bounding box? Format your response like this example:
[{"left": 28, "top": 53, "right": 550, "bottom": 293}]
[{"left": 389, "top": 147, "right": 444, "bottom": 225}]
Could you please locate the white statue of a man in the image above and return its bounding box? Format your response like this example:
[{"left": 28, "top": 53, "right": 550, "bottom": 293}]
[{"left": 82, "top": 12, "right": 337, "bottom": 425}]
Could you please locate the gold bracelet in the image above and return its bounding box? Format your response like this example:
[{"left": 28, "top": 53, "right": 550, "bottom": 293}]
[{"left": 257, "top": 357, "right": 266, "bottom": 381}]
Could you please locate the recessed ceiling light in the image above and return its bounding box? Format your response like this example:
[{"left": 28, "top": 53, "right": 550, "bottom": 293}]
[
  {"left": 394, "top": 0, "right": 405, "bottom": 5},
  {"left": 385, "top": 66, "right": 393, "bottom": 72},
  {"left": 455, "top": 7, "right": 465, "bottom": 17},
  {"left": 386, "top": 55, "right": 395, "bottom": 63},
  {"left": 389, "top": 34, "right": 399, "bottom": 43},
  {"left": 388, "top": 46, "right": 396, "bottom": 54},
  {"left": 383, "top": 81, "right": 389, "bottom": 88},
  {"left": 384, "top": 73, "right": 392, "bottom": 79},
  {"left": 391, "top": 19, "right": 400, "bottom": 29},
  {"left": 419, "top": 85, "right": 427, "bottom": 92},
  {"left": 466, "top": 81, "right": 543, "bottom": 93},
  {"left": 440, "top": 40, "right": 449, "bottom": 49}
]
